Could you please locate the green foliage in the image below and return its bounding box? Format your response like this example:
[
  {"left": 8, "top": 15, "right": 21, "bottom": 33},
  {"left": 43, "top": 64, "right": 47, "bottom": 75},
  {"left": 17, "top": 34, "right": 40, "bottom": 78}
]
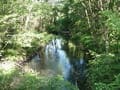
[
  {"left": 17, "top": 75, "right": 78, "bottom": 90},
  {"left": 47, "top": 76, "right": 78, "bottom": 90},
  {"left": 94, "top": 83, "right": 111, "bottom": 90},
  {"left": 88, "top": 54, "right": 120, "bottom": 90},
  {"left": 0, "top": 0, "right": 120, "bottom": 89},
  {"left": 47, "top": 1, "right": 120, "bottom": 89},
  {"left": 12, "top": 31, "right": 46, "bottom": 48},
  {"left": 111, "top": 74, "right": 120, "bottom": 90},
  {"left": 48, "top": 0, "right": 120, "bottom": 54},
  {"left": 0, "top": 66, "right": 78, "bottom": 90},
  {"left": 0, "top": 67, "right": 19, "bottom": 90},
  {"left": 93, "top": 74, "right": 120, "bottom": 90},
  {"left": 0, "top": 0, "right": 54, "bottom": 60},
  {"left": 89, "top": 54, "right": 115, "bottom": 83},
  {"left": 102, "top": 10, "right": 120, "bottom": 31}
]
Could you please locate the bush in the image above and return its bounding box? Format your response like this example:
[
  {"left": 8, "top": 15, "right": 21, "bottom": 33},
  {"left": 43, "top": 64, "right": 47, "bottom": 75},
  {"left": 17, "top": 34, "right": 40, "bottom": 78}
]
[
  {"left": 0, "top": 65, "right": 78, "bottom": 90},
  {"left": 88, "top": 54, "right": 120, "bottom": 90},
  {"left": 17, "top": 74, "right": 78, "bottom": 90}
]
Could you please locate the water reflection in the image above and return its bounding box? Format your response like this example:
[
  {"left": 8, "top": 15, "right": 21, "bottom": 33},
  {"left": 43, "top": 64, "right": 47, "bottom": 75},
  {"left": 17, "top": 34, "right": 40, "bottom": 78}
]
[
  {"left": 27, "top": 38, "right": 86, "bottom": 89},
  {"left": 45, "top": 38, "right": 71, "bottom": 80}
]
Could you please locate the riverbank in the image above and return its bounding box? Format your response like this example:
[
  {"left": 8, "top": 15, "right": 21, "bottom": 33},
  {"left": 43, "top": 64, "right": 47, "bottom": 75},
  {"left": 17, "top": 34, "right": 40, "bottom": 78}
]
[{"left": 0, "top": 59, "right": 79, "bottom": 90}]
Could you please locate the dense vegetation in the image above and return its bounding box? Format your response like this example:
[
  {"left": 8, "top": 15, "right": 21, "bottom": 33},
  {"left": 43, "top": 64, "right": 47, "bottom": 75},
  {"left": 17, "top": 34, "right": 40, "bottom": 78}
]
[
  {"left": 0, "top": 0, "right": 120, "bottom": 90},
  {"left": 47, "top": 0, "right": 120, "bottom": 89}
]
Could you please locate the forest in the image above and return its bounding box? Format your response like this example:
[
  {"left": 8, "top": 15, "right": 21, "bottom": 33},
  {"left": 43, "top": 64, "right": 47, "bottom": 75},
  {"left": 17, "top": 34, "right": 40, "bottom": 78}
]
[{"left": 0, "top": 0, "right": 120, "bottom": 90}]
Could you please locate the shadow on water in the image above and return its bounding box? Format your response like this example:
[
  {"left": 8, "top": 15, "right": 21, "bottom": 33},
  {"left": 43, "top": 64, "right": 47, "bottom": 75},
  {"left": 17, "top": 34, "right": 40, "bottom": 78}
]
[{"left": 27, "top": 38, "right": 87, "bottom": 90}]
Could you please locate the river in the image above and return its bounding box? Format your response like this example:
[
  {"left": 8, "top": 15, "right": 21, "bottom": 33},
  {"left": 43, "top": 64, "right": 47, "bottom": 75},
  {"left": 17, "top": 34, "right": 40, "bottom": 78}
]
[{"left": 26, "top": 38, "right": 87, "bottom": 90}]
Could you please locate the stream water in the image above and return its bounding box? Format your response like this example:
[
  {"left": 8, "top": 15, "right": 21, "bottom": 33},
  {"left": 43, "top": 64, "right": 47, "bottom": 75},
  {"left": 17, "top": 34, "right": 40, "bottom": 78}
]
[{"left": 27, "top": 38, "right": 86, "bottom": 90}]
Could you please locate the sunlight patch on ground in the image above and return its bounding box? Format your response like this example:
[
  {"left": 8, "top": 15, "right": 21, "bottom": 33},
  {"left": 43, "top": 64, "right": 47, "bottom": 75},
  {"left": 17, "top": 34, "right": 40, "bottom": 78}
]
[
  {"left": 0, "top": 61, "right": 16, "bottom": 74},
  {"left": 23, "top": 64, "right": 56, "bottom": 77}
]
